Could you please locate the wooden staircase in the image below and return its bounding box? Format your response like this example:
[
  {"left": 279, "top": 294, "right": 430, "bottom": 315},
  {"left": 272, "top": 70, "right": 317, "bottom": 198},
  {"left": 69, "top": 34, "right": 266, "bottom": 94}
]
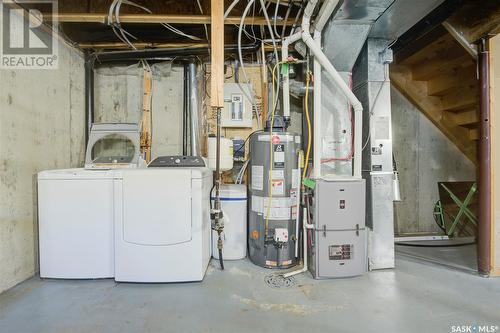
[{"left": 390, "top": 25, "right": 479, "bottom": 163}]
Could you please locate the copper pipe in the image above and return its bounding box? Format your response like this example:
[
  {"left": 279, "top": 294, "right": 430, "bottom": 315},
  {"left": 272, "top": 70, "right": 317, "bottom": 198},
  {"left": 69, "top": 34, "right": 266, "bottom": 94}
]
[{"left": 478, "top": 37, "right": 491, "bottom": 276}]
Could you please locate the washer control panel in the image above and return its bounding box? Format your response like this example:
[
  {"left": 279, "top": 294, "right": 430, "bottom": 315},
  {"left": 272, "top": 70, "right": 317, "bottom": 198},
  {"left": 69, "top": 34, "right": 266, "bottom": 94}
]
[{"left": 148, "top": 156, "right": 206, "bottom": 168}]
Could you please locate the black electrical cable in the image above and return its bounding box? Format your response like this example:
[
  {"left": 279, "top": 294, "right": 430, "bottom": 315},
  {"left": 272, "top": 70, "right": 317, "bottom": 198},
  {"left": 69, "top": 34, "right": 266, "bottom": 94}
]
[
  {"left": 219, "top": 249, "right": 225, "bottom": 270},
  {"left": 233, "top": 129, "right": 263, "bottom": 155},
  {"left": 209, "top": 183, "right": 215, "bottom": 210}
]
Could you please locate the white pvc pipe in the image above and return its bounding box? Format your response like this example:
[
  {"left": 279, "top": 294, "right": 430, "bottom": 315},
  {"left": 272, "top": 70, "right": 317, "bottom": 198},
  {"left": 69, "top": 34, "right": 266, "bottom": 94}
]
[
  {"left": 312, "top": 0, "right": 340, "bottom": 179},
  {"left": 301, "top": 10, "right": 363, "bottom": 178},
  {"left": 313, "top": 30, "right": 322, "bottom": 179},
  {"left": 284, "top": 208, "right": 312, "bottom": 278},
  {"left": 284, "top": 0, "right": 365, "bottom": 279},
  {"left": 283, "top": 0, "right": 362, "bottom": 178},
  {"left": 314, "top": 0, "right": 340, "bottom": 32}
]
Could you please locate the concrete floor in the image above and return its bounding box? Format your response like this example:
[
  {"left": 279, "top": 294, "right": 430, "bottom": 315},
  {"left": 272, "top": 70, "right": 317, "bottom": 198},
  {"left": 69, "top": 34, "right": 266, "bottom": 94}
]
[
  {"left": 396, "top": 242, "right": 478, "bottom": 273},
  {"left": 1, "top": 256, "right": 499, "bottom": 333}
]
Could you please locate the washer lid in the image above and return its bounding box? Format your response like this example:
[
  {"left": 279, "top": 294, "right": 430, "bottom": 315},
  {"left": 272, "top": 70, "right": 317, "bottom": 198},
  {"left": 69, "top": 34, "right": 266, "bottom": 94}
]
[{"left": 38, "top": 168, "right": 116, "bottom": 180}]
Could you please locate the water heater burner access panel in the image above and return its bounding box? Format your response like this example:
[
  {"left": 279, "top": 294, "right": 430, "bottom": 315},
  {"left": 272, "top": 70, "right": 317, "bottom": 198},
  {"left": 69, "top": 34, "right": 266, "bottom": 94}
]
[{"left": 148, "top": 156, "right": 205, "bottom": 168}]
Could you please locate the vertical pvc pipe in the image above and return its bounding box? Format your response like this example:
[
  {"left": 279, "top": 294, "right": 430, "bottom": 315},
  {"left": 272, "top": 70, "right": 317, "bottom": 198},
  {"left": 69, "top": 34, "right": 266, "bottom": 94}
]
[
  {"left": 313, "top": 31, "right": 322, "bottom": 179},
  {"left": 478, "top": 38, "right": 491, "bottom": 276}
]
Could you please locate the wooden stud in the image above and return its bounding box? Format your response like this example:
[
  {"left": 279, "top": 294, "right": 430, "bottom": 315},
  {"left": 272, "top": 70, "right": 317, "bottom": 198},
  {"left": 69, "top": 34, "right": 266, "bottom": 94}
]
[
  {"left": 140, "top": 67, "right": 153, "bottom": 162},
  {"left": 210, "top": 0, "right": 224, "bottom": 108},
  {"left": 489, "top": 34, "right": 500, "bottom": 276}
]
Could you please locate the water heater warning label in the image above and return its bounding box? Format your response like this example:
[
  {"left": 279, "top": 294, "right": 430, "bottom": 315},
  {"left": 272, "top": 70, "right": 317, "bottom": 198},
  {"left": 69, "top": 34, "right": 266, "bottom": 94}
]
[
  {"left": 329, "top": 244, "right": 353, "bottom": 260},
  {"left": 251, "top": 165, "right": 264, "bottom": 190},
  {"left": 273, "top": 144, "right": 285, "bottom": 168}
]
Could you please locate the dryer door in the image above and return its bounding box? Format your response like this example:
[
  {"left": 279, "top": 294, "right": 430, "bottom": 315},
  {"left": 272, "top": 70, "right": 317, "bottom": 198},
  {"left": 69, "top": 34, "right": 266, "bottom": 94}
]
[{"left": 121, "top": 169, "right": 192, "bottom": 245}]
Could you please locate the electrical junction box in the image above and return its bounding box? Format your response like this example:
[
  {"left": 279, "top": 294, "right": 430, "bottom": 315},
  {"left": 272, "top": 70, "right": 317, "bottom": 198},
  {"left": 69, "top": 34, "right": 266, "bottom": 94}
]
[{"left": 222, "top": 83, "right": 253, "bottom": 128}]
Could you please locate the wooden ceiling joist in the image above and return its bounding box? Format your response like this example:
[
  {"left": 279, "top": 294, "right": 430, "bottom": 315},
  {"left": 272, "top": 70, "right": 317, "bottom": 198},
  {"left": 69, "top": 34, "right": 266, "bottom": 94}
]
[{"left": 46, "top": 13, "right": 286, "bottom": 26}]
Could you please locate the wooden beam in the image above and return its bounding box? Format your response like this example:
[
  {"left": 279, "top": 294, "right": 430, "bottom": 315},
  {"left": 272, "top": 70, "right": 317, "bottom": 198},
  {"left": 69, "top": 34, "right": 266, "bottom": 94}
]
[
  {"left": 140, "top": 68, "right": 153, "bottom": 162},
  {"left": 442, "top": 21, "right": 478, "bottom": 59},
  {"left": 46, "top": 13, "right": 285, "bottom": 26},
  {"left": 78, "top": 42, "right": 280, "bottom": 52},
  {"left": 446, "top": 2, "right": 500, "bottom": 43},
  {"left": 79, "top": 42, "right": 209, "bottom": 49},
  {"left": 210, "top": 0, "right": 224, "bottom": 108},
  {"left": 489, "top": 33, "right": 500, "bottom": 276}
]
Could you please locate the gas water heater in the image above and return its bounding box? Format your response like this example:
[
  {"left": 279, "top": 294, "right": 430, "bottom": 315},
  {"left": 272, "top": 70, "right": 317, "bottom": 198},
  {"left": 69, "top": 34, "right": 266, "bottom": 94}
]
[{"left": 248, "top": 131, "right": 301, "bottom": 268}]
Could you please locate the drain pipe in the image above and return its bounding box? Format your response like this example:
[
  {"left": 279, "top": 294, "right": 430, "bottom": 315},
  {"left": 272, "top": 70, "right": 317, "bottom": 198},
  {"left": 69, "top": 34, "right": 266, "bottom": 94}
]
[
  {"left": 478, "top": 37, "right": 491, "bottom": 277},
  {"left": 312, "top": 0, "right": 341, "bottom": 179},
  {"left": 301, "top": 0, "right": 363, "bottom": 178},
  {"left": 283, "top": 0, "right": 346, "bottom": 279}
]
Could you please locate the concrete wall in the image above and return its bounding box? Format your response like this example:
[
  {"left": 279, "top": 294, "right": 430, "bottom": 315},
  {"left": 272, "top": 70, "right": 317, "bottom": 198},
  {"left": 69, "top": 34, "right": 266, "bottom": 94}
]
[
  {"left": 391, "top": 86, "right": 476, "bottom": 235},
  {"left": 94, "top": 63, "right": 184, "bottom": 158},
  {"left": 0, "top": 42, "right": 85, "bottom": 293}
]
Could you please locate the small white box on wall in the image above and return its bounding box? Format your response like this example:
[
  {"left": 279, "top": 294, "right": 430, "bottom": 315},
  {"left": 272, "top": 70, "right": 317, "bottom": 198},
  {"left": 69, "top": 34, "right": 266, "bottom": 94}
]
[{"left": 222, "top": 83, "right": 253, "bottom": 128}]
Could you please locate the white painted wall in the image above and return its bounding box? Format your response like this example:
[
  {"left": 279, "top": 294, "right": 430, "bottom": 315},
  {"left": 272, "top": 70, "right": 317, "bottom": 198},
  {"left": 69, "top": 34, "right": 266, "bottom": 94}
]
[
  {"left": 391, "top": 86, "right": 476, "bottom": 234},
  {"left": 0, "top": 42, "right": 85, "bottom": 293}
]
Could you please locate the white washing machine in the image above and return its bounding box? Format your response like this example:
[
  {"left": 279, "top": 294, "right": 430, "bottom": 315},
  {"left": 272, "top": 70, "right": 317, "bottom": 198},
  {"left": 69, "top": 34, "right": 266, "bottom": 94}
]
[
  {"left": 38, "top": 169, "right": 116, "bottom": 279},
  {"left": 113, "top": 157, "right": 212, "bottom": 283},
  {"left": 38, "top": 122, "right": 143, "bottom": 279}
]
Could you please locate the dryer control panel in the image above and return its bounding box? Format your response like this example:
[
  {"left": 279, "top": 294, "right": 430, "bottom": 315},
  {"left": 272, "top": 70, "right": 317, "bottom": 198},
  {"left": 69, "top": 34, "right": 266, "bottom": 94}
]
[{"left": 148, "top": 156, "right": 206, "bottom": 168}]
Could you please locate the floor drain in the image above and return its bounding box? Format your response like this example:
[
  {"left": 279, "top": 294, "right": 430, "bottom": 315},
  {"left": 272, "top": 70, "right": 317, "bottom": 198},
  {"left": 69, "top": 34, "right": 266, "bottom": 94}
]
[{"left": 264, "top": 274, "right": 296, "bottom": 289}]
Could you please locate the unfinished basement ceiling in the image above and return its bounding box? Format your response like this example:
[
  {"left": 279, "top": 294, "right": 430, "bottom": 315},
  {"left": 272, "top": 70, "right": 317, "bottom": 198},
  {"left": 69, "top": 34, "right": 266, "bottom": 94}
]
[
  {"left": 41, "top": 0, "right": 303, "bottom": 49},
  {"left": 30, "top": 0, "right": 452, "bottom": 52}
]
